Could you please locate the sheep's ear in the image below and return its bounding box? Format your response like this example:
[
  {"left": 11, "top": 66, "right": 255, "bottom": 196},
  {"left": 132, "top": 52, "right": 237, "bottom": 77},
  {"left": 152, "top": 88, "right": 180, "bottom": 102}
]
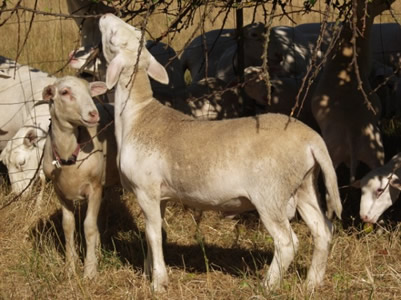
[
  {"left": 350, "top": 180, "right": 361, "bottom": 189},
  {"left": 42, "top": 85, "right": 56, "bottom": 101},
  {"left": 106, "top": 53, "right": 124, "bottom": 89},
  {"left": 147, "top": 55, "right": 169, "bottom": 85},
  {"left": 24, "top": 129, "right": 38, "bottom": 148},
  {"left": 390, "top": 176, "right": 401, "bottom": 190},
  {"left": 0, "top": 71, "right": 11, "bottom": 79},
  {"left": 89, "top": 81, "right": 108, "bottom": 97}
]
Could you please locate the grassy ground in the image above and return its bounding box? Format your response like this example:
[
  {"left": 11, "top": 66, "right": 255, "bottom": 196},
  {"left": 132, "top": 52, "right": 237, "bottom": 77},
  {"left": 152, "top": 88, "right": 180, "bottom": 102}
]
[{"left": 0, "top": 183, "right": 401, "bottom": 299}]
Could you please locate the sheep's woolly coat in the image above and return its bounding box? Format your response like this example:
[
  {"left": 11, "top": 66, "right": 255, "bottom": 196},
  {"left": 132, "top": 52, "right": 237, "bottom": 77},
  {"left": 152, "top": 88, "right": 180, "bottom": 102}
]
[
  {"left": 100, "top": 13, "right": 342, "bottom": 293},
  {"left": 42, "top": 76, "right": 119, "bottom": 279}
]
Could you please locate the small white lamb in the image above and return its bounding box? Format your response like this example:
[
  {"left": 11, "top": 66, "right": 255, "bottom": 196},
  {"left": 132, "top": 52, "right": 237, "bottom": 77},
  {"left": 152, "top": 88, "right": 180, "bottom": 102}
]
[{"left": 42, "top": 76, "right": 119, "bottom": 278}]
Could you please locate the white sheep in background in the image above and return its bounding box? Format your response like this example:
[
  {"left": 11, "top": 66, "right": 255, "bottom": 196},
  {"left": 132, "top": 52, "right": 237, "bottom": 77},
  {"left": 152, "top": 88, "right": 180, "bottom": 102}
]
[
  {"left": 100, "top": 13, "right": 342, "bottom": 292},
  {"left": 243, "top": 66, "right": 319, "bottom": 130},
  {"left": 311, "top": 0, "right": 392, "bottom": 182},
  {"left": 144, "top": 41, "right": 189, "bottom": 110},
  {"left": 67, "top": 1, "right": 188, "bottom": 106},
  {"left": 0, "top": 103, "right": 50, "bottom": 206},
  {"left": 68, "top": 41, "right": 188, "bottom": 107},
  {"left": 295, "top": 22, "right": 338, "bottom": 59},
  {"left": 296, "top": 21, "right": 401, "bottom": 120},
  {"left": 353, "top": 153, "right": 401, "bottom": 224},
  {"left": 42, "top": 76, "right": 119, "bottom": 279},
  {"left": 255, "top": 25, "right": 312, "bottom": 79},
  {"left": 0, "top": 56, "right": 55, "bottom": 150},
  {"left": 186, "top": 77, "right": 257, "bottom": 120},
  {"left": 69, "top": 39, "right": 264, "bottom": 120},
  {"left": 179, "top": 27, "right": 245, "bottom": 83},
  {"left": 295, "top": 21, "right": 401, "bottom": 68},
  {"left": 181, "top": 24, "right": 312, "bottom": 85}
]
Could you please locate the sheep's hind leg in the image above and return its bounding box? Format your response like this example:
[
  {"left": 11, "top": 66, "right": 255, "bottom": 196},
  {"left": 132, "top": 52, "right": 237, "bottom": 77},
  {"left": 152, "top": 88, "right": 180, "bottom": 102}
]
[
  {"left": 257, "top": 201, "right": 299, "bottom": 290},
  {"left": 296, "top": 173, "right": 333, "bottom": 290}
]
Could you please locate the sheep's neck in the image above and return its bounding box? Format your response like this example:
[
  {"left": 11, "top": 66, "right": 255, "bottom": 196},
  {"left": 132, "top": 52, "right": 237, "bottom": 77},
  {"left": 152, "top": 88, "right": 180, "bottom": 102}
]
[
  {"left": 126, "top": 69, "right": 154, "bottom": 104},
  {"left": 113, "top": 68, "right": 154, "bottom": 151},
  {"left": 50, "top": 120, "right": 80, "bottom": 161}
]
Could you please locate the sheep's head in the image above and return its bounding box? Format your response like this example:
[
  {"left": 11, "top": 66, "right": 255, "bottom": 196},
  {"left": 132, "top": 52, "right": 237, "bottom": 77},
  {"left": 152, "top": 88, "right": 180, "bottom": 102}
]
[
  {"left": 68, "top": 46, "right": 105, "bottom": 78},
  {"left": 42, "top": 76, "right": 106, "bottom": 129},
  {"left": 99, "top": 13, "right": 169, "bottom": 89},
  {"left": 0, "top": 126, "right": 46, "bottom": 197},
  {"left": 356, "top": 171, "right": 401, "bottom": 224}
]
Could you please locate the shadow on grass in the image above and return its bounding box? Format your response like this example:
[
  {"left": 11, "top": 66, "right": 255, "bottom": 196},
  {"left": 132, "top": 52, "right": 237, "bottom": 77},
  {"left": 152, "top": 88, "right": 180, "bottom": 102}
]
[
  {"left": 100, "top": 207, "right": 278, "bottom": 278},
  {"left": 29, "top": 190, "right": 140, "bottom": 268},
  {"left": 27, "top": 195, "right": 312, "bottom": 280}
]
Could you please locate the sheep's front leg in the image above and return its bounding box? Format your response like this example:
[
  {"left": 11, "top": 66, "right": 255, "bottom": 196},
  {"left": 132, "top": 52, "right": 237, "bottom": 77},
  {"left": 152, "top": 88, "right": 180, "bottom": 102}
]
[
  {"left": 61, "top": 204, "right": 78, "bottom": 276},
  {"left": 83, "top": 185, "right": 102, "bottom": 279},
  {"left": 34, "top": 173, "right": 46, "bottom": 211},
  {"left": 136, "top": 189, "right": 168, "bottom": 292}
]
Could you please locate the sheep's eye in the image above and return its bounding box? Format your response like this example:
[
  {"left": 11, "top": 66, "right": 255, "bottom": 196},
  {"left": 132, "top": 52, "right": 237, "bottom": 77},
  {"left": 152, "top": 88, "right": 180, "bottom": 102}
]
[
  {"left": 376, "top": 188, "right": 384, "bottom": 197},
  {"left": 15, "top": 159, "right": 25, "bottom": 170},
  {"left": 61, "top": 89, "right": 69, "bottom": 96},
  {"left": 109, "top": 31, "right": 117, "bottom": 44}
]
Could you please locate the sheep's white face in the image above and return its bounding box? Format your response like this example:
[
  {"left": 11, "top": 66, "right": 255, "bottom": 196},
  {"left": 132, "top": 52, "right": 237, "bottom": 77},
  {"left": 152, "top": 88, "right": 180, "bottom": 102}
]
[
  {"left": 99, "top": 14, "right": 169, "bottom": 89},
  {"left": 42, "top": 77, "right": 107, "bottom": 129},
  {"left": 69, "top": 46, "right": 103, "bottom": 74},
  {"left": 0, "top": 128, "right": 46, "bottom": 196},
  {"left": 359, "top": 174, "right": 400, "bottom": 223},
  {"left": 99, "top": 13, "right": 144, "bottom": 65}
]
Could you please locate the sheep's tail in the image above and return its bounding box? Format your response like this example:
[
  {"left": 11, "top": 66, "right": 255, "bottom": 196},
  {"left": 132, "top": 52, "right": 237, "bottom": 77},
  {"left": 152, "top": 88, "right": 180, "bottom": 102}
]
[{"left": 312, "top": 139, "right": 342, "bottom": 220}]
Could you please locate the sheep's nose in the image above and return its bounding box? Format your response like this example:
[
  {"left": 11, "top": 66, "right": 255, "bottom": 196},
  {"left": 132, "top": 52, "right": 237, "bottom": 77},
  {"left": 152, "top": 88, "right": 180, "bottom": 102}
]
[
  {"left": 89, "top": 110, "right": 99, "bottom": 122},
  {"left": 360, "top": 215, "right": 369, "bottom": 223},
  {"left": 89, "top": 110, "right": 98, "bottom": 117}
]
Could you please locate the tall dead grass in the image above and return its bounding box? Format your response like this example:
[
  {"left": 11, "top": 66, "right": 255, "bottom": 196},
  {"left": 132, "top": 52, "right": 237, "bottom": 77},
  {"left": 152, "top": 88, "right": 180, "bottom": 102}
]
[
  {"left": 0, "top": 0, "right": 78, "bottom": 75},
  {"left": 0, "top": 183, "right": 401, "bottom": 299}
]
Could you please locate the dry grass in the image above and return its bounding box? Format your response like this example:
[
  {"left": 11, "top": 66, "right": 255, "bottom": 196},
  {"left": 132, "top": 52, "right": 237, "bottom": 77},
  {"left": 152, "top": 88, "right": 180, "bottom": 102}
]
[
  {"left": 0, "top": 0, "right": 78, "bottom": 76},
  {"left": 0, "top": 183, "right": 401, "bottom": 299}
]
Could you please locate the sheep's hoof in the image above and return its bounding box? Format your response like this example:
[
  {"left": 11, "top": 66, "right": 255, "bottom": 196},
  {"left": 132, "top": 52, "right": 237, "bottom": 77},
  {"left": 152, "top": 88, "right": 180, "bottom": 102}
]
[
  {"left": 262, "top": 277, "right": 279, "bottom": 292},
  {"left": 152, "top": 280, "right": 168, "bottom": 293},
  {"left": 83, "top": 265, "right": 98, "bottom": 279},
  {"left": 65, "top": 257, "right": 78, "bottom": 274}
]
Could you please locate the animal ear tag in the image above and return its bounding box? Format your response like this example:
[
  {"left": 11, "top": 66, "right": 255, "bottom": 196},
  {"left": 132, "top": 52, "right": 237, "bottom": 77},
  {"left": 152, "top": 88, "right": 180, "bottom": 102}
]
[{"left": 52, "top": 160, "right": 61, "bottom": 169}]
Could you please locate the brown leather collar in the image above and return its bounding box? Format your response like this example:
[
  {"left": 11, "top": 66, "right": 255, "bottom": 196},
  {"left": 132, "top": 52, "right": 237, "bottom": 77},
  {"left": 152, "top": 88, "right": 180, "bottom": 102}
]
[
  {"left": 52, "top": 142, "right": 80, "bottom": 167},
  {"left": 49, "top": 121, "right": 81, "bottom": 168}
]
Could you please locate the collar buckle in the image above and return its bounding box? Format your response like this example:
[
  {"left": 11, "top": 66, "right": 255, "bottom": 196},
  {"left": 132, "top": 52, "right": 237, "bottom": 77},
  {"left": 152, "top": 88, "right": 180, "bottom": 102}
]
[{"left": 52, "top": 159, "right": 62, "bottom": 169}]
